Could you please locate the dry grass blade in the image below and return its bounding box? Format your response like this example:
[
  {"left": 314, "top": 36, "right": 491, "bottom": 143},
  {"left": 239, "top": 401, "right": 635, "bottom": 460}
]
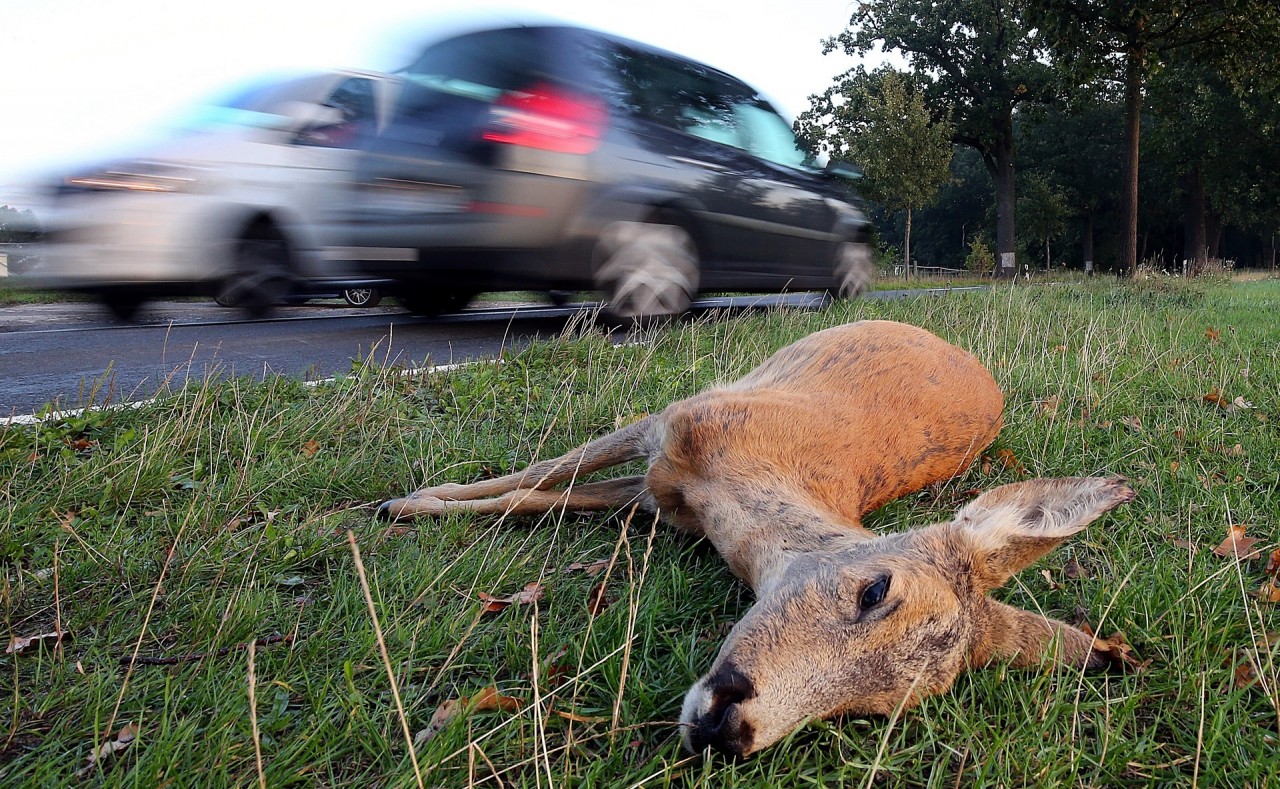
[{"left": 347, "top": 531, "right": 425, "bottom": 789}]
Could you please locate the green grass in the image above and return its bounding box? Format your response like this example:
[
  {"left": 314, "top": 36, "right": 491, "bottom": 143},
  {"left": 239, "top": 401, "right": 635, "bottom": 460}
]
[{"left": 3, "top": 279, "right": 1279, "bottom": 786}]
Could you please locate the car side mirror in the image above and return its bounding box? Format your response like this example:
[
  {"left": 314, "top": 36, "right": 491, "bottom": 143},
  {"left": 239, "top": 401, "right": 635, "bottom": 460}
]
[{"left": 825, "top": 160, "right": 863, "bottom": 180}]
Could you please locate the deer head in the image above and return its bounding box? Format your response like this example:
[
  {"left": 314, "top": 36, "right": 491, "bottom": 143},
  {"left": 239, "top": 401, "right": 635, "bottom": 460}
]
[{"left": 679, "top": 476, "right": 1134, "bottom": 757}]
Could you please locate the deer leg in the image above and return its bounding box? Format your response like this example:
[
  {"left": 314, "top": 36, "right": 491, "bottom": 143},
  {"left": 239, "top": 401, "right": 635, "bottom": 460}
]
[
  {"left": 377, "top": 414, "right": 659, "bottom": 520},
  {"left": 378, "top": 476, "right": 652, "bottom": 520}
]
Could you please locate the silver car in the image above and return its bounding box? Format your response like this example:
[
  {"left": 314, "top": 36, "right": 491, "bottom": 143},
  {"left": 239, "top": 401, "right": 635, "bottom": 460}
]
[{"left": 24, "top": 69, "right": 398, "bottom": 319}]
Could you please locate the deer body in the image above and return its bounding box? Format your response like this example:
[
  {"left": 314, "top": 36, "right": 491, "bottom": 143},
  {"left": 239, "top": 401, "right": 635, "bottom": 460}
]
[{"left": 377, "top": 320, "right": 1134, "bottom": 757}]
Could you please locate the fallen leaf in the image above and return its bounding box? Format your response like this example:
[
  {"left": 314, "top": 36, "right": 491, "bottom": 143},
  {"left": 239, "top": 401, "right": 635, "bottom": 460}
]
[
  {"left": 1203, "top": 389, "right": 1227, "bottom": 408},
  {"left": 1211, "top": 525, "right": 1264, "bottom": 561},
  {"left": 1120, "top": 416, "right": 1143, "bottom": 432},
  {"left": 478, "top": 581, "right": 545, "bottom": 614},
  {"left": 1173, "top": 428, "right": 1186, "bottom": 441},
  {"left": 587, "top": 582, "right": 613, "bottom": 616},
  {"left": 985, "top": 449, "right": 1026, "bottom": 475},
  {"left": 1037, "top": 395, "right": 1061, "bottom": 418},
  {"left": 471, "top": 685, "right": 522, "bottom": 713},
  {"left": 564, "top": 558, "right": 611, "bottom": 576},
  {"left": 1266, "top": 548, "right": 1280, "bottom": 577},
  {"left": 6, "top": 629, "right": 70, "bottom": 655},
  {"left": 1255, "top": 581, "right": 1280, "bottom": 604},
  {"left": 1233, "top": 396, "right": 1254, "bottom": 411},
  {"left": 301, "top": 439, "right": 321, "bottom": 458},
  {"left": 1233, "top": 658, "right": 1258, "bottom": 690},
  {"left": 1039, "top": 569, "right": 1058, "bottom": 590},
  {"left": 1169, "top": 461, "right": 1181, "bottom": 474},
  {"left": 77, "top": 723, "right": 138, "bottom": 778},
  {"left": 1205, "top": 326, "right": 1221, "bottom": 341},
  {"left": 273, "top": 574, "right": 306, "bottom": 587},
  {"left": 1168, "top": 536, "right": 1199, "bottom": 555},
  {"left": 1063, "top": 558, "right": 1089, "bottom": 579},
  {"left": 1092, "top": 631, "right": 1147, "bottom": 673},
  {"left": 414, "top": 699, "right": 461, "bottom": 747},
  {"left": 413, "top": 687, "right": 521, "bottom": 748}
]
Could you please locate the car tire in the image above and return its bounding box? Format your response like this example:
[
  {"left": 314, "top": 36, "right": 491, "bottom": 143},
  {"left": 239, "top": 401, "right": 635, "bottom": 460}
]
[
  {"left": 216, "top": 236, "right": 294, "bottom": 317},
  {"left": 342, "top": 288, "right": 382, "bottom": 307},
  {"left": 828, "top": 240, "right": 874, "bottom": 300},
  {"left": 398, "top": 290, "right": 473, "bottom": 316},
  {"left": 595, "top": 220, "right": 699, "bottom": 320}
]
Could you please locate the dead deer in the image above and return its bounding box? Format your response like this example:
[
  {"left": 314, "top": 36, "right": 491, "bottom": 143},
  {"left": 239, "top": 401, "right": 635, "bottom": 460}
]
[{"left": 376, "top": 320, "right": 1134, "bottom": 756}]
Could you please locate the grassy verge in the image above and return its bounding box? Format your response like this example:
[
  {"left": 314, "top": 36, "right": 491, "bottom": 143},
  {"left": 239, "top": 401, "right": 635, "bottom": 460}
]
[{"left": 3, "top": 279, "right": 1279, "bottom": 785}]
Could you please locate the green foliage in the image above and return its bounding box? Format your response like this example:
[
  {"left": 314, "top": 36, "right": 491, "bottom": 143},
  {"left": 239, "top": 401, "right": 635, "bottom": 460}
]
[
  {"left": 964, "top": 235, "right": 996, "bottom": 275},
  {"left": 5, "top": 284, "right": 1280, "bottom": 784}
]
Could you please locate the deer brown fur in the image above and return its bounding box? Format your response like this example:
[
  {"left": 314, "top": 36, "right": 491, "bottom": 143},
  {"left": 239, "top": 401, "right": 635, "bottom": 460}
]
[{"left": 377, "top": 320, "right": 1134, "bottom": 756}]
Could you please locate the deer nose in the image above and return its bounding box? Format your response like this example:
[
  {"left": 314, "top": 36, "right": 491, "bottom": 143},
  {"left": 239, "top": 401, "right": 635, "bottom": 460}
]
[{"left": 686, "top": 666, "right": 757, "bottom": 757}]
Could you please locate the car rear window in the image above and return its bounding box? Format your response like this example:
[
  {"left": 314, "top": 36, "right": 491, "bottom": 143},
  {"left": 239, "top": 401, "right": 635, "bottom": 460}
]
[{"left": 404, "top": 28, "right": 580, "bottom": 98}]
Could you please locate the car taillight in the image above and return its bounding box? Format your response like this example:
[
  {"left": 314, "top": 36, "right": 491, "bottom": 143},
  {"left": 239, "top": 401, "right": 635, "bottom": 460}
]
[{"left": 482, "top": 83, "right": 605, "bottom": 155}]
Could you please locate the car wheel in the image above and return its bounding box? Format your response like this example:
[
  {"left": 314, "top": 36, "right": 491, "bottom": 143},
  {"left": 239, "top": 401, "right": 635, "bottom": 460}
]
[
  {"left": 828, "top": 240, "right": 874, "bottom": 299},
  {"left": 342, "top": 288, "right": 382, "bottom": 307},
  {"left": 595, "top": 220, "right": 699, "bottom": 320},
  {"left": 102, "top": 292, "right": 145, "bottom": 322},
  {"left": 216, "top": 236, "right": 294, "bottom": 317},
  {"left": 398, "top": 290, "right": 473, "bottom": 316}
]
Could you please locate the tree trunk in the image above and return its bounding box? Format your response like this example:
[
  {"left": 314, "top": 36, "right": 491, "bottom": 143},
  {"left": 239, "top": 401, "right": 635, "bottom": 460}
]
[
  {"left": 1121, "top": 46, "right": 1145, "bottom": 277},
  {"left": 1207, "top": 212, "right": 1222, "bottom": 260},
  {"left": 1181, "top": 166, "right": 1207, "bottom": 276},
  {"left": 1044, "top": 239, "right": 1051, "bottom": 271},
  {"left": 993, "top": 120, "right": 1017, "bottom": 279},
  {"left": 1082, "top": 213, "right": 1095, "bottom": 274},
  {"left": 904, "top": 207, "right": 913, "bottom": 278}
]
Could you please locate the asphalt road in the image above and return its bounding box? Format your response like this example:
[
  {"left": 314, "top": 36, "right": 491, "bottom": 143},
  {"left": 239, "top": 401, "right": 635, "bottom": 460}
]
[{"left": 0, "top": 288, "right": 980, "bottom": 418}]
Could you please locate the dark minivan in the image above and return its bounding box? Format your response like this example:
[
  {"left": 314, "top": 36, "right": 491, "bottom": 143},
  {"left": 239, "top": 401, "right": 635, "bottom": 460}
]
[{"left": 336, "top": 24, "right": 871, "bottom": 318}]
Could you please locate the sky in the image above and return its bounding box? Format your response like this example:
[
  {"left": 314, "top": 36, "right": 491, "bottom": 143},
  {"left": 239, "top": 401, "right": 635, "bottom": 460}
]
[{"left": 0, "top": 0, "right": 867, "bottom": 189}]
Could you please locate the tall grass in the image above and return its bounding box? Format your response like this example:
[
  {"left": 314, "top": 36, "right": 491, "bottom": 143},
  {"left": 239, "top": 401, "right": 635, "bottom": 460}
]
[{"left": 2, "top": 279, "right": 1279, "bottom": 786}]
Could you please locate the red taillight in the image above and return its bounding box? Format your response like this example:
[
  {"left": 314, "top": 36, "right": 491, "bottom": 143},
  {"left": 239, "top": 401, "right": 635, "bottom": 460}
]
[{"left": 482, "top": 83, "right": 605, "bottom": 155}]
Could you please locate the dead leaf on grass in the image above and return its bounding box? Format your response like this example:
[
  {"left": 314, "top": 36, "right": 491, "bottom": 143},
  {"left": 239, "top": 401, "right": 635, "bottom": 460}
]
[
  {"left": 301, "top": 439, "right": 321, "bottom": 458},
  {"left": 1037, "top": 395, "right": 1061, "bottom": 418},
  {"left": 563, "top": 558, "right": 610, "bottom": 577},
  {"left": 1063, "top": 558, "right": 1089, "bottom": 579},
  {"left": 587, "top": 582, "right": 613, "bottom": 616},
  {"left": 1091, "top": 631, "right": 1148, "bottom": 673},
  {"left": 1266, "top": 548, "right": 1280, "bottom": 577},
  {"left": 1039, "top": 569, "right": 1058, "bottom": 590},
  {"left": 478, "top": 581, "right": 545, "bottom": 614},
  {"left": 6, "top": 628, "right": 70, "bottom": 655},
  {"left": 1119, "top": 416, "right": 1143, "bottom": 432},
  {"left": 1255, "top": 581, "right": 1280, "bottom": 604},
  {"left": 982, "top": 449, "right": 1026, "bottom": 476},
  {"left": 77, "top": 723, "right": 138, "bottom": 778},
  {"left": 414, "top": 687, "right": 522, "bottom": 747},
  {"left": 1167, "top": 536, "right": 1199, "bottom": 555},
  {"left": 1205, "top": 326, "right": 1221, "bottom": 341},
  {"left": 1211, "top": 525, "right": 1264, "bottom": 561}
]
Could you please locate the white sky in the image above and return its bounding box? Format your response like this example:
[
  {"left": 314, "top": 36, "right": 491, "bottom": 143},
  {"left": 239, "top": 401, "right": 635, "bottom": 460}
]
[{"left": 0, "top": 0, "right": 865, "bottom": 187}]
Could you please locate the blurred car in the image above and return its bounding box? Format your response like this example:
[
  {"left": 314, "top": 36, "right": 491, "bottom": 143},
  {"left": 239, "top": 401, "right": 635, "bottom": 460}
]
[
  {"left": 23, "top": 69, "right": 399, "bottom": 319},
  {"left": 332, "top": 24, "right": 872, "bottom": 319}
]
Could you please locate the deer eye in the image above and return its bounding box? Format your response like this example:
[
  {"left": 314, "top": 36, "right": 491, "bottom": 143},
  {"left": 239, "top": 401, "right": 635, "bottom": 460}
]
[{"left": 860, "top": 576, "right": 890, "bottom": 610}]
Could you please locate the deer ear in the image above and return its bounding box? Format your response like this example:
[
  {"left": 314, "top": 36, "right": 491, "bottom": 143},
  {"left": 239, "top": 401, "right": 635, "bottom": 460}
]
[{"left": 951, "top": 477, "right": 1134, "bottom": 592}]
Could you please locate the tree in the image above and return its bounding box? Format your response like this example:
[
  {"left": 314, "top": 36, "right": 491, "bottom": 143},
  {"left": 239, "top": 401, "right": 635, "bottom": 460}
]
[
  {"left": 1016, "top": 171, "right": 1070, "bottom": 270},
  {"left": 812, "top": 0, "right": 1055, "bottom": 278},
  {"left": 1027, "top": 0, "right": 1280, "bottom": 276},
  {"left": 805, "top": 71, "right": 953, "bottom": 276}
]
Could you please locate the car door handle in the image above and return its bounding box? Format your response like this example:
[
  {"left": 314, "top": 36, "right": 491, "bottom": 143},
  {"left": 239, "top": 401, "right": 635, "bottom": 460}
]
[{"left": 668, "top": 156, "right": 727, "bottom": 172}]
